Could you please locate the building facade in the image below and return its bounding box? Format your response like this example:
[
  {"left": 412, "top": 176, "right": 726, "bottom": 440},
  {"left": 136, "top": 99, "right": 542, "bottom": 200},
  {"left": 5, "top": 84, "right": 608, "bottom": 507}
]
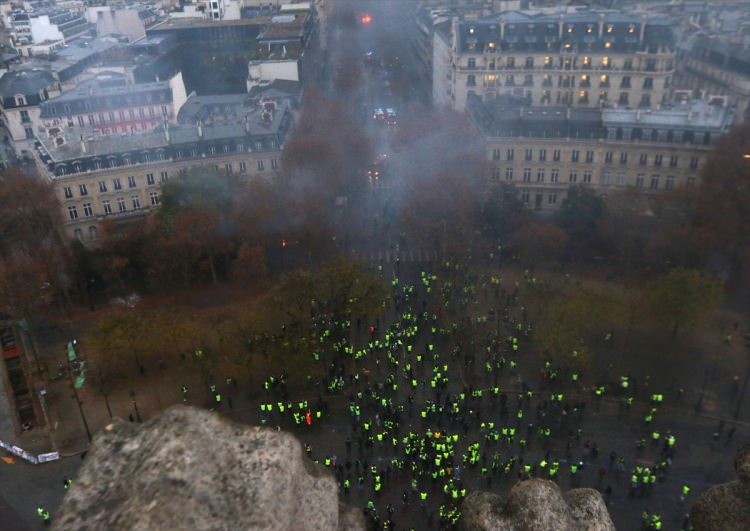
[
  {"left": 468, "top": 94, "right": 734, "bottom": 210},
  {"left": 33, "top": 102, "right": 293, "bottom": 242},
  {"left": 675, "top": 35, "right": 750, "bottom": 122},
  {"left": 0, "top": 69, "right": 61, "bottom": 152},
  {"left": 434, "top": 8, "right": 676, "bottom": 112},
  {"left": 6, "top": 9, "right": 90, "bottom": 56},
  {"left": 39, "top": 71, "right": 187, "bottom": 136}
]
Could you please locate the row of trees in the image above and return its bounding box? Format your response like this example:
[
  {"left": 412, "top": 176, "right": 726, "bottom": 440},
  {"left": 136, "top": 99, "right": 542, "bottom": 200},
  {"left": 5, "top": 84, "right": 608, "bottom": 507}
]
[
  {"left": 0, "top": 169, "right": 71, "bottom": 322},
  {"left": 530, "top": 267, "right": 724, "bottom": 372},
  {"left": 83, "top": 259, "right": 389, "bottom": 395},
  {"left": 0, "top": 99, "right": 748, "bottom": 321},
  {"left": 480, "top": 122, "right": 750, "bottom": 291}
]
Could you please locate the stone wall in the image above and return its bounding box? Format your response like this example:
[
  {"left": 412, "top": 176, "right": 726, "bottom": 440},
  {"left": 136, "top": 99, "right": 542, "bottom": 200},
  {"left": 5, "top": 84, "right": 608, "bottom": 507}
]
[
  {"left": 690, "top": 443, "right": 750, "bottom": 531},
  {"left": 53, "top": 405, "right": 365, "bottom": 531},
  {"left": 54, "top": 404, "right": 628, "bottom": 530},
  {"left": 460, "top": 479, "right": 616, "bottom": 531}
]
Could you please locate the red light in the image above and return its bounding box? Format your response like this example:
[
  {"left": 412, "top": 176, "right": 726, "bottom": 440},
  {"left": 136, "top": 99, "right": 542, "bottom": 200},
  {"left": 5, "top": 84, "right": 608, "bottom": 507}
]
[
  {"left": 369, "top": 325, "right": 376, "bottom": 334},
  {"left": 281, "top": 239, "right": 287, "bottom": 248},
  {"left": 360, "top": 13, "right": 372, "bottom": 25},
  {"left": 305, "top": 411, "right": 312, "bottom": 426}
]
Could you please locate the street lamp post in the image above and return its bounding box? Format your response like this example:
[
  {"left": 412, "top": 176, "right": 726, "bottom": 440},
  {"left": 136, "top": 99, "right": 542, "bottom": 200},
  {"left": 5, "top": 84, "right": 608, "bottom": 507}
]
[
  {"left": 130, "top": 390, "right": 142, "bottom": 423},
  {"left": 66, "top": 342, "right": 92, "bottom": 443},
  {"left": 36, "top": 384, "right": 57, "bottom": 453},
  {"left": 71, "top": 383, "right": 92, "bottom": 443},
  {"left": 732, "top": 334, "right": 750, "bottom": 419}
]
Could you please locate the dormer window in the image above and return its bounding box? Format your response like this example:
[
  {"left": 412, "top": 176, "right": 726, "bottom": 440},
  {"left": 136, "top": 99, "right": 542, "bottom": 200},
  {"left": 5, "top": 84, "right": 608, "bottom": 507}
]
[
  {"left": 566, "top": 25, "right": 574, "bottom": 33},
  {"left": 628, "top": 24, "right": 636, "bottom": 33},
  {"left": 15, "top": 94, "right": 26, "bottom": 106},
  {"left": 586, "top": 25, "right": 594, "bottom": 33},
  {"left": 606, "top": 24, "right": 614, "bottom": 33}
]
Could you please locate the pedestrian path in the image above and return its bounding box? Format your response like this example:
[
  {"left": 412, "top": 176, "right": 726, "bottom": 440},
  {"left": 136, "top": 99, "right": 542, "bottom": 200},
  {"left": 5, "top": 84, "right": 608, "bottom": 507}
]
[{"left": 355, "top": 249, "right": 439, "bottom": 264}]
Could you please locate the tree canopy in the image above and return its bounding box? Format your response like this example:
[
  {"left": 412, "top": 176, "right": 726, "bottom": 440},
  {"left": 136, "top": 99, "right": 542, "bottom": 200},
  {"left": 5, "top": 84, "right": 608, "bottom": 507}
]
[
  {"left": 692, "top": 121, "right": 750, "bottom": 283},
  {"left": 646, "top": 268, "right": 723, "bottom": 337}
]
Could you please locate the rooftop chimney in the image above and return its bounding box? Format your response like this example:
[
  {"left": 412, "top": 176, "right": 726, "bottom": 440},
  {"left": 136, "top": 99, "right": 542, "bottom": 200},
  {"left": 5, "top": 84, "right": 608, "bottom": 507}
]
[
  {"left": 80, "top": 134, "right": 86, "bottom": 154},
  {"left": 197, "top": 121, "right": 203, "bottom": 139}
]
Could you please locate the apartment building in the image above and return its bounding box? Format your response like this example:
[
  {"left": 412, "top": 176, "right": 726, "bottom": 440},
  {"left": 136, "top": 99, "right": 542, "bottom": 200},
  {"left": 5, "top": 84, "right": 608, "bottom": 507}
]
[
  {"left": 178, "top": 81, "right": 299, "bottom": 126},
  {"left": 6, "top": 8, "right": 90, "bottom": 56},
  {"left": 247, "top": 9, "right": 316, "bottom": 92},
  {"left": 32, "top": 101, "right": 293, "bottom": 242},
  {"left": 38, "top": 71, "right": 187, "bottom": 136},
  {"left": 0, "top": 68, "right": 61, "bottom": 152},
  {"left": 468, "top": 93, "right": 734, "bottom": 210},
  {"left": 434, "top": 8, "right": 676, "bottom": 111},
  {"left": 676, "top": 34, "right": 750, "bottom": 122}
]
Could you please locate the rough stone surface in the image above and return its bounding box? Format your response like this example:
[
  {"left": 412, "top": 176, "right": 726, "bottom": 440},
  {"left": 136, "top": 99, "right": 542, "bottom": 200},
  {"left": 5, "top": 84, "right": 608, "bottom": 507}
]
[
  {"left": 53, "top": 405, "right": 365, "bottom": 531},
  {"left": 460, "top": 479, "right": 616, "bottom": 531},
  {"left": 690, "top": 443, "right": 750, "bottom": 531},
  {"left": 563, "top": 489, "right": 618, "bottom": 531}
]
